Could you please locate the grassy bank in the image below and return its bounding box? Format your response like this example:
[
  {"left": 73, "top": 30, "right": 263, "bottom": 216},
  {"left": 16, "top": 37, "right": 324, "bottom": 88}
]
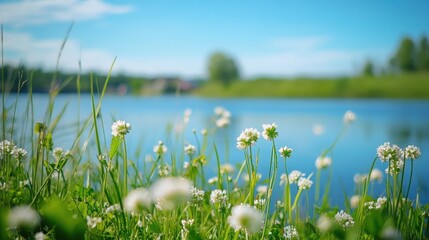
[{"left": 195, "top": 73, "right": 429, "bottom": 98}]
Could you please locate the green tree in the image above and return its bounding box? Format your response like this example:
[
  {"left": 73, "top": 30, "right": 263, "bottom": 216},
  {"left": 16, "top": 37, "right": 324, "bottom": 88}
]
[
  {"left": 362, "top": 60, "right": 374, "bottom": 76},
  {"left": 207, "top": 52, "right": 240, "bottom": 85},
  {"left": 417, "top": 36, "right": 429, "bottom": 71},
  {"left": 390, "top": 37, "right": 416, "bottom": 72}
]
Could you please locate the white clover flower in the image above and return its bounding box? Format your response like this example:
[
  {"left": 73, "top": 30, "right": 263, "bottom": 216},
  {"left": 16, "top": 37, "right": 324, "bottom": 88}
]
[
  {"left": 254, "top": 198, "right": 266, "bottom": 209},
  {"left": 256, "top": 185, "right": 268, "bottom": 195},
  {"left": 353, "top": 174, "right": 366, "bottom": 184},
  {"left": 11, "top": 146, "right": 27, "bottom": 162},
  {"left": 111, "top": 120, "right": 131, "bottom": 138},
  {"left": 343, "top": 110, "right": 356, "bottom": 123},
  {"left": 315, "top": 156, "right": 332, "bottom": 170},
  {"left": 284, "top": 225, "right": 299, "bottom": 239},
  {"left": 8, "top": 205, "right": 40, "bottom": 230},
  {"left": 35, "top": 232, "right": 47, "bottom": 240},
  {"left": 377, "top": 197, "right": 387, "bottom": 206},
  {"left": 262, "top": 123, "right": 278, "bottom": 140},
  {"left": 279, "top": 173, "right": 288, "bottom": 186},
  {"left": 377, "top": 142, "right": 403, "bottom": 162},
  {"left": 236, "top": 128, "right": 260, "bottom": 150},
  {"left": 105, "top": 204, "right": 121, "bottom": 214},
  {"left": 385, "top": 159, "right": 404, "bottom": 175},
  {"left": 370, "top": 168, "right": 383, "bottom": 183},
  {"left": 243, "top": 173, "right": 262, "bottom": 182},
  {"left": 52, "top": 147, "right": 64, "bottom": 161},
  {"left": 183, "top": 109, "right": 192, "bottom": 124},
  {"left": 123, "top": 188, "right": 151, "bottom": 214},
  {"left": 208, "top": 176, "right": 218, "bottom": 184},
  {"left": 183, "top": 161, "right": 190, "bottom": 169},
  {"left": 365, "top": 197, "right": 387, "bottom": 210},
  {"left": 313, "top": 123, "right": 324, "bottom": 136},
  {"left": 201, "top": 129, "right": 208, "bottom": 136},
  {"left": 190, "top": 187, "right": 205, "bottom": 205},
  {"left": 214, "top": 106, "right": 226, "bottom": 115},
  {"left": 0, "top": 140, "right": 13, "bottom": 158},
  {"left": 317, "top": 214, "right": 332, "bottom": 233},
  {"left": 279, "top": 146, "right": 293, "bottom": 159},
  {"left": 220, "top": 163, "right": 235, "bottom": 174},
  {"left": 350, "top": 195, "right": 360, "bottom": 209},
  {"left": 86, "top": 216, "right": 102, "bottom": 229},
  {"left": 216, "top": 117, "right": 230, "bottom": 128},
  {"left": 335, "top": 210, "right": 354, "bottom": 229},
  {"left": 150, "top": 177, "right": 192, "bottom": 210},
  {"left": 289, "top": 170, "right": 304, "bottom": 184},
  {"left": 184, "top": 144, "right": 196, "bottom": 156},
  {"left": 158, "top": 164, "right": 170, "bottom": 177},
  {"left": 297, "top": 177, "right": 313, "bottom": 190},
  {"left": 153, "top": 141, "right": 167, "bottom": 155},
  {"left": 228, "top": 204, "right": 264, "bottom": 234},
  {"left": 210, "top": 189, "right": 228, "bottom": 208},
  {"left": 137, "top": 220, "right": 143, "bottom": 228},
  {"left": 181, "top": 219, "right": 195, "bottom": 239},
  {"left": 404, "top": 145, "right": 421, "bottom": 160}
]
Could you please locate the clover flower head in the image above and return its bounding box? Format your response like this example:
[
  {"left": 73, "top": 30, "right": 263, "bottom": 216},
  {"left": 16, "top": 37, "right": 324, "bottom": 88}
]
[
  {"left": 201, "top": 128, "right": 208, "bottom": 135},
  {"left": 289, "top": 170, "right": 304, "bottom": 184},
  {"left": 35, "top": 232, "right": 47, "bottom": 240},
  {"left": 279, "top": 146, "right": 293, "bottom": 158},
  {"left": 297, "top": 177, "right": 313, "bottom": 190},
  {"left": 105, "top": 204, "right": 121, "bottom": 214},
  {"left": 256, "top": 185, "right": 268, "bottom": 195},
  {"left": 86, "top": 216, "right": 102, "bottom": 229},
  {"left": 220, "top": 163, "right": 235, "bottom": 174},
  {"left": 123, "top": 188, "right": 151, "bottom": 214},
  {"left": 315, "top": 156, "right": 332, "bottom": 170},
  {"left": 313, "top": 123, "right": 324, "bottom": 136},
  {"left": 181, "top": 219, "right": 195, "bottom": 239},
  {"left": 370, "top": 168, "right": 383, "bottom": 182},
  {"left": 8, "top": 205, "right": 40, "bottom": 230},
  {"left": 0, "top": 140, "right": 14, "bottom": 158},
  {"left": 111, "top": 120, "right": 131, "bottom": 138},
  {"left": 343, "top": 110, "right": 356, "bottom": 123},
  {"left": 335, "top": 210, "right": 354, "bottom": 229},
  {"left": 254, "top": 198, "right": 266, "bottom": 209},
  {"left": 284, "top": 225, "right": 299, "bottom": 239},
  {"left": 208, "top": 176, "right": 218, "bottom": 184},
  {"left": 190, "top": 187, "right": 205, "bottom": 205},
  {"left": 210, "top": 189, "right": 228, "bottom": 208},
  {"left": 12, "top": 146, "right": 27, "bottom": 162},
  {"left": 236, "top": 128, "right": 260, "bottom": 149},
  {"left": 183, "top": 109, "right": 192, "bottom": 123},
  {"left": 153, "top": 141, "right": 167, "bottom": 155},
  {"left": 377, "top": 142, "right": 403, "bottom": 162},
  {"left": 228, "top": 204, "right": 264, "bottom": 234},
  {"left": 317, "top": 214, "right": 332, "bottom": 233},
  {"left": 150, "top": 177, "right": 192, "bottom": 210},
  {"left": 216, "top": 117, "right": 230, "bottom": 128},
  {"left": 350, "top": 195, "right": 360, "bottom": 208},
  {"left": 262, "top": 123, "right": 278, "bottom": 140},
  {"left": 385, "top": 159, "right": 404, "bottom": 176},
  {"left": 404, "top": 145, "right": 421, "bottom": 160},
  {"left": 184, "top": 144, "right": 196, "bottom": 156}
]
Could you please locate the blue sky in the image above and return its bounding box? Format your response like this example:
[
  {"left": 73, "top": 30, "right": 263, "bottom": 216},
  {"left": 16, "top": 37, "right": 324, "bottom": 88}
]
[{"left": 1, "top": 0, "right": 428, "bottom": 78}]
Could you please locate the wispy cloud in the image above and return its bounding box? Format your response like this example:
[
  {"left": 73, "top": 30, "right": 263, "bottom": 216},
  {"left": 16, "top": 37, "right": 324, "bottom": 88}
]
[
  {"left": 269, "top": 36, "right": 330, "bottom": 51},
  {"left": 0, "top": 0, "right": 133, "bottom": 26}
]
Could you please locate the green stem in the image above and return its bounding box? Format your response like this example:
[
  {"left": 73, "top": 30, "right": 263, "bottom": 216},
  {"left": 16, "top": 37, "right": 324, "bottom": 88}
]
[
  {"left": 123, "top": 139, "right": 128, "bottom": 194},
  {"left": 405, "top": 160, "right": 414, "bottom": 201}
]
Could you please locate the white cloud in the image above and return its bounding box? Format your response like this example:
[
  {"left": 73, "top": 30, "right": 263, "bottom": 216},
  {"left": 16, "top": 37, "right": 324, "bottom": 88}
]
[
  {"left": 0, "top": 0, "right": 132, "bottom": 26},
  {"left": 269, "top": 36, "right": 329, "bottom": 51}
]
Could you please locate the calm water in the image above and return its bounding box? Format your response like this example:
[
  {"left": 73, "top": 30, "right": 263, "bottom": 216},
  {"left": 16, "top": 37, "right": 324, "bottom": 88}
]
[{"left": 8, "top": 94, "right": 429, "bottom": 206}]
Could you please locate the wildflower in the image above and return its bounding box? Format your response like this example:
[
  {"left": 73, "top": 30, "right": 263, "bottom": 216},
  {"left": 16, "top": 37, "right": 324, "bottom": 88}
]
[
  {"left": 288, "top": 170, "right": 304, "bottom": 184},
  {"left": 243, "top": 173, "right": 262, "bottom": 182},
  {"left": 254, "top": 198, "right": 266, "bottom": 209},
  {"left": 150, "top": 177, "right": 192, "bottom": 210},
  {"left": 284, "top": 225, "right": 299, "bottom": 239},
  {"left": 317, "top": 214, "right": 332, "bottom": 233},
  {"left": 297, "top": 177, "right": 313, "bottom": 190},
  {"left": 279, "top": 146, "right": 293, "bottom": 158},
  {"left": 256, "top": 185, "right": 268, "bottom": 195},
  {"left": 214, "top": 106, "right": 226, "bottom": 115},
  {"left": 315, "top": 156, "right": 332, "bottom": 170},
  {"left": 52, "top": 147, "right": 64, "bottom": 161},
  {"left": 216, "top": 117, "right": 230, "bottom": 128},
  {"left": 111, "top": 120, "right": 131, "bottom": 138},
  {"left": 210, "top": 189, "right": 228, "bottom": 208},
  {"left": 11, "top": 146, "right": 27, "bottom": 162},
  {"left": 350, "top": 195, "right": 360, "bottom": 208},
  {"left": 335, "top": 210, "right": 354, "bottom": 229},
  {"left": 208, "top": 176, "right": 218, "bottom": 184},
  {"left": 313, "top": 123, "right": 324, "bottom": 136},
  {"left": 183, "top": 161, "right": 190, "bottom": 169},
  {"left": 353, "top": 174, "right": 366, "bottom": 184},
  {"left": 183, "top": 109, "right": 192, "bottom": 124},
  {"left": 220, "top": 163, "right": 235, "bottom": 174},
  {"left": 364, "top": 197, "right": 387, "bottom": 210},
  {"left": 201, "top": 129, "right": 208, "bottom": 135},
  {"left": 190, "top": 187, "right": 205, "bottom": 205},
  {"left": 385, "top": 159, "right": 404, "bottom": 175},
  {"left": 105, "top": 204, "right": 121, "bottom": 214},
  {"left": 8, "top": 205, "right": 40, "bottom": 230},
  {"left": 123, "top": 188, "right": 151, "bottom": 214},
  {"left": 184, "top": 144, "right": 196, "bottom": 156},
  {"left": 153, "top": 141, "right": 167, "bottom": 155},
  {"left": 35, "top": 232, "right": 47, "bottom": 240},
  {"left": 262, "top": 123, "right": 278, "bottom": 140},
  {"left": 228, "top": 204, "right": 264, "bottom": 234},
  {"left": 404, "top": 145, "right": 421, "bottom": 160},
  {"left": 19, "top": 180, "right": 30, "bottom": 188},
  {"left": 343, "top": 110, "right": 356, "bottom": 123},
  {"left": 377, "top": 142, "right": 403, "bottom": 162},
  {"left": 0, "top": 140, "right": 13, "bottom": 158},
  {"left": 158, "top": 164, "right": 170, "bottom": 177},
  {"left": 370, "top": 168, "right": 383, "bottom": 182},
  {"left": 181, "top": 219, "right": 195, "bottom": 239},
  {"left": 236, "top": 128, "right": 260, "bottom": 150},
  {"left": 137, "top": 220, "right": 143, "bottom": 228},
  {"left": 0, "top": 181, "right": 7, "bottom": 190},
  {"left": 86, "top": 216, "right": 102, "bottom": 229},
  {"left": 279, "top": 173, "right": 288, "bottom": 186}
]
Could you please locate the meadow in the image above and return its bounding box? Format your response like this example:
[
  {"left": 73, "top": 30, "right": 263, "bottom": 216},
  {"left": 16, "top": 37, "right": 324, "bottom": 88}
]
[{"left": 1, "top": 64, "right": 428, "bottom": 240}]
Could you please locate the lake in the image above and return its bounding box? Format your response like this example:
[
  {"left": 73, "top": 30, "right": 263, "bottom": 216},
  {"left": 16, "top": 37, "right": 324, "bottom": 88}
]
[{"left": 8, "top": 94, "right": 429, "bottom": 207}]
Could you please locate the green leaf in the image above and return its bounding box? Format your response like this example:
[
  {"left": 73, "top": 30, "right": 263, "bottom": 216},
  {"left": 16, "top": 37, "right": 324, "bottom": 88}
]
[{"left": 109, "top": 136, "right": 121, "bottom": 159}]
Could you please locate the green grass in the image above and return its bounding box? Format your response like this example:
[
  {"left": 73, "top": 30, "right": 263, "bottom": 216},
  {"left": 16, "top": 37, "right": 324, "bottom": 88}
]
[{"left": 195, "top": 73, "right": 429, "bottom": 98}]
